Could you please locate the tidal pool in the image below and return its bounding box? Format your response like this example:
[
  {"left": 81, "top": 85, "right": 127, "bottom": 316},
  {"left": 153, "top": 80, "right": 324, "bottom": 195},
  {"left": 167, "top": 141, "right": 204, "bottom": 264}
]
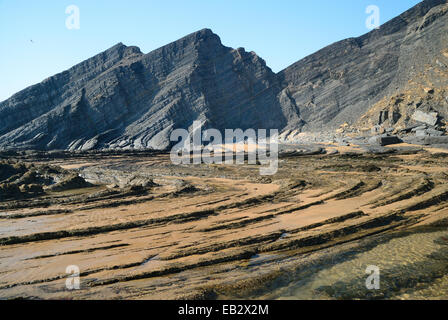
[{"left": 252, "top": 228, "right": 448, "bottom": 300}]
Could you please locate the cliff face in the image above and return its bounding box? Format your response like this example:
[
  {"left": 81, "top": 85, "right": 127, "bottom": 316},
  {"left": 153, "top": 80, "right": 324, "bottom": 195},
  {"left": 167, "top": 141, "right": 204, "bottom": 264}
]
[
  {"left": 354, "top": 1, "right": 448, "bottom": 132},
  {"left": 277, "top": 0, "right": 448, "bottom": 135},
  {"left": 0, "top": 29, "right": 289, "bottom": 150},
  {"left": 1, "top": 0, "right": 448, "bottom": 150}
]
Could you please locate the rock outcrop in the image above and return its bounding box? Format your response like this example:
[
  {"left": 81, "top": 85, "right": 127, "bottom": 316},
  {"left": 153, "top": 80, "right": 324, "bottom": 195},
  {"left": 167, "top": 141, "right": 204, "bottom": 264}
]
[
  {"left": 368, "top": 135, "right": 402, "bottom": 146},
  {"left": 279, "top": 0, "right": 448, "bottom": 136},
  {"left": 1, "top": 0, "right": 448, "bottom": 150},
  {"left": 412, "top": 110, "right": 439, "bottom": 126},
  {"left": 0, "top": 29, "right": 288, "bottom": 150}
]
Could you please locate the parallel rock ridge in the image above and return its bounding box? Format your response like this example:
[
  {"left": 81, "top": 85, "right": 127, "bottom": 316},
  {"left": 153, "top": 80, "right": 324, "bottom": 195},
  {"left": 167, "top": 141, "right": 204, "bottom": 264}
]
[{"left": 0, "top": 0, "right": 447, "bottom": 150}]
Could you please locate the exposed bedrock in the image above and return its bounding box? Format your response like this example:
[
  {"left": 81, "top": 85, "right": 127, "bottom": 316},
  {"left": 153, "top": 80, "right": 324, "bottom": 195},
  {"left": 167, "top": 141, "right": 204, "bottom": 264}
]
[{"left": 1, "top": 0, "right": 448, "bottom": 150}]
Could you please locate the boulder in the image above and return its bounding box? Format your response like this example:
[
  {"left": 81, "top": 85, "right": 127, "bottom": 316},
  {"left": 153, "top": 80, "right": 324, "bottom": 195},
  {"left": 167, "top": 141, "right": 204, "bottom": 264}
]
[
  {"left": 423, "top": 136, "right": 448, "bottom": 145},
  {"left": 397, "top": 124, "right": 421, "bottom": 134},
  {"left": 415, "top": 128, "right": 444, "bottom": 137},
  {"left": 368, "top": 135, "right": 402, "bottom": 146},
  {"left": 411, "top": 110, "right": 438, "bottom": 126},
  {"left": 411, "top": 125, "right": 428, "bottom": 132},
  {"left": 403, "top": 136, "right": 448, "bottom": 145}
]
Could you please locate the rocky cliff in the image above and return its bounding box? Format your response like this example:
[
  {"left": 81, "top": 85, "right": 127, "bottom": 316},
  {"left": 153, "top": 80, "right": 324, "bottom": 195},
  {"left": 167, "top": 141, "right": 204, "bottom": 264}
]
[
  {"left": 0, "top": 29, "right": 290, "bottom": 150},
  {"left": 1, "top": 0, "right": 447, "bottom": 150},
  {"left": 278, "top": 0, "right": 448, "bottom": 140}
]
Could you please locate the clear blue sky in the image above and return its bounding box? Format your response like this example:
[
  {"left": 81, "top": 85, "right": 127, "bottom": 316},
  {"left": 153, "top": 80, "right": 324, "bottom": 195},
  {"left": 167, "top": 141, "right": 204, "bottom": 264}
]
[{"left": 0, "top": 0, "right": 421, "bottom": 102}]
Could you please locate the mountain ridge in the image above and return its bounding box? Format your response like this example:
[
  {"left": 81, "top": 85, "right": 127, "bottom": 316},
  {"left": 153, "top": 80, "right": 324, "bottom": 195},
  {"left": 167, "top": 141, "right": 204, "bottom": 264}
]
[
  {"left": 0, "top": 28, "right": 289, "bottom": 150},
  {"left": 277, "top": 0, "right": 448, "bottom": 140},
  {"left": 1, "top": 0, "right": 447, "bottom": 150}
]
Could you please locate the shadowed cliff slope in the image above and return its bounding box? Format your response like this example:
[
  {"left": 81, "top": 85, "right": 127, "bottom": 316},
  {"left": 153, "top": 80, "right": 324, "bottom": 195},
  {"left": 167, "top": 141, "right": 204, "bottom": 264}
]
[{"left": 278, "top": 0, "right": 448, "bottom": 134}]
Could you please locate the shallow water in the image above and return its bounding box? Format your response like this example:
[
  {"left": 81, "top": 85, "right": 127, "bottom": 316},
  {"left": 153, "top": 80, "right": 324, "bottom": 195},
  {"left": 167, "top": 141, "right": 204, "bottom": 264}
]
[{"left": 256, "top": 229, "right": 448, "bottom": 300}]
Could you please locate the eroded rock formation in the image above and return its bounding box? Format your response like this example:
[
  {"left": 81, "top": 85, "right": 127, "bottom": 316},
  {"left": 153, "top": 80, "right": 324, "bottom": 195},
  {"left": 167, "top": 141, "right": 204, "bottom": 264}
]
[{"left": 1, "top": 0, "right": 448, "bottom": 150}]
